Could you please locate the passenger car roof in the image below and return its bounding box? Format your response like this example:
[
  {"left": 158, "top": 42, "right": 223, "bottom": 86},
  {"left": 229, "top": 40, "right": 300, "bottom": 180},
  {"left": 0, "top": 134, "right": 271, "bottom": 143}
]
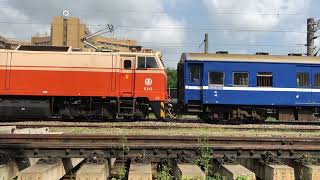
[{"left": 181, "top": 53, "right": 320, "bottom": 64}]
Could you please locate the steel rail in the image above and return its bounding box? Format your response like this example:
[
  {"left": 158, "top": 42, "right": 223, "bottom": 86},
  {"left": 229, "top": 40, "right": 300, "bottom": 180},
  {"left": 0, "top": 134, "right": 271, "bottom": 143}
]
[
  {"left": 1, "top": 118, "right": 320, "bottom": 126},
  {"left": 1, "top": 122, "right": 320, "bottom": 132},
  {"left": 1, "top": 134, "right": 320, "bottom": 160}
]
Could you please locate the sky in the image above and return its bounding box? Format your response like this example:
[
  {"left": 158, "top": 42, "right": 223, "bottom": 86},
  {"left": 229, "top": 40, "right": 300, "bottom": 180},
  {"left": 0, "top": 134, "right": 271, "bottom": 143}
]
[{"left": 0, "top": 0, "right": 318, "bottom": 68}]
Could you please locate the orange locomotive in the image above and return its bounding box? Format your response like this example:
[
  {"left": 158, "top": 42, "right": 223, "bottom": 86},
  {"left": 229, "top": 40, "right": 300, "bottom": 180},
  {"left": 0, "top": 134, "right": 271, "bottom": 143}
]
[{"left": 0, "top": 45, "right": 167, "bottom": 119}]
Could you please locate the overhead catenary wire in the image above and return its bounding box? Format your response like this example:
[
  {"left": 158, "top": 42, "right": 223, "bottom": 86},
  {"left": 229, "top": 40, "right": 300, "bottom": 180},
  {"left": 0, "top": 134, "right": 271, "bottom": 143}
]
[
  {"left": 0, "top": 5, "right": 306, "bottom": 16},
  {"left": 138, "top": 42, "right": 305, "bottom": 47},
  {"left": 0, "top": 21, "right": 308, "bottom": 34}
]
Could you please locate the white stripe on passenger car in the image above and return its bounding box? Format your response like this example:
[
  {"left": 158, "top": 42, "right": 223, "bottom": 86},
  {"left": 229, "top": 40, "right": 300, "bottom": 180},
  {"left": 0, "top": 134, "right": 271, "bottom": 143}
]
[{"left": 185, "top": 86, "right": 320, "bottom": 93}]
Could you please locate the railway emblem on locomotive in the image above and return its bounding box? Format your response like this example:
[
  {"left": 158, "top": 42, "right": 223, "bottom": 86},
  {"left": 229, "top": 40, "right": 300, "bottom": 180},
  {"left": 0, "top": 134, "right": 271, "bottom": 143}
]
[
  {"left": 144, "top": 78, "right": 153, "bottom": 91},
  {"left": 145, "top": 78, "right": 153, "bottom": 86}
]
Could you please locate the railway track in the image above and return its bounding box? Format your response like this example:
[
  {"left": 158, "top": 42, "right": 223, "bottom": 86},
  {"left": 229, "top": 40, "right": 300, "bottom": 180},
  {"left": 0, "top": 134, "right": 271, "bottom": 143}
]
[
  {"left": 0, "top": 134, "right": 320, "bottom": 179},
  {"left": 1, "top": 117, "right": 320, "bottom": 126},
  {"left": 1, "top": 134, "right": 320, "bottom": 160},
  {"left": 3, "top": 134, "right": 319, "bottom": 179},
  {"left": 1, "top": 121, "right": 320, "bottom": 132}
]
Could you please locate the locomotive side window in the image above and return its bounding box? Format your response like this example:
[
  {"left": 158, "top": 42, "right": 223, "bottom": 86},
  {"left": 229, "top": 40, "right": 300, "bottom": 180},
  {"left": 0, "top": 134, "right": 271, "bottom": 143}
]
[
  {"left": 209, "top": 72, "right": 224, "bottom": 86},
  {"left": 189, "top": 65, "right": 201, "bottom": 83},
  {"left": 297, "top": 73, "right": 309, "bottom": 87},
  {"left": 257, "top": 72, "right": 273, "bottom": 87},
  {"left": 124, "top": 60, "right": 132, "bottom": 69},
  {"left": 137, "top": 57, "right": 159, "bottom": 69},
  {"left": 233, "top": 72, "right": 249, "bottom": 86}
]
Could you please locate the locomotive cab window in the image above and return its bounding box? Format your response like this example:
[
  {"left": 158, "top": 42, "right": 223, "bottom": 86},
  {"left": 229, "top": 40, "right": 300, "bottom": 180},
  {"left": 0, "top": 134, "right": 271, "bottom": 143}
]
[
  {"left": 137, "top": 57, "right": 159, "bottom": 69},
  {"left": 233, "top": 72, "right": 249, "bottom": 86},
  {"left": 124, "top": 60, "right": 132, "bottom": 69},
  {"left": 297, "top": 72, "right": 309, "bottom": 87},
  {"left": 209, "top": 72, "right": 224, "bottom": 86},
  {"left": 146, "top": 57, "right": 158, "bottom": 68},
  {"left": 257, "top": 72, "right": 273, "bottom": 87}
]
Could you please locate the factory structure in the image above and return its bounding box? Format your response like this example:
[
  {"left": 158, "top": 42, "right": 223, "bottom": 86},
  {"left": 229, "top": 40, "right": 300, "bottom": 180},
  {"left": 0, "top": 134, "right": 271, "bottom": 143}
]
[
  {"left": 0, "top": 35, "right": 30, "bottom": 50},
  {"left": 1, "top": 16, "right": 142, "bottom": 52}
]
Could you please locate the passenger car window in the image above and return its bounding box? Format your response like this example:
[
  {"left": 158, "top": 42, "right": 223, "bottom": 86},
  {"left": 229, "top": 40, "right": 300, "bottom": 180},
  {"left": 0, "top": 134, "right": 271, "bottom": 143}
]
[
  {"left": 138, "top": 57, "right": 145, "bottom": 69},
  {"left": 315, "top": 73, "right": 320, "bottom": 87},
  {"left": 124, "top": 60, "right": 132, "bottom": 69},
  {"left": 209, "top": 72, "right": 224, "bottom": 86},
  {"left": 189, "top": 65, "right": 201, "bottom": 83},
  {"left": 146, "top": 57, "right": 159, "bottom": 68},
  {"left": 257, "top": 72, "right": 273, "bottom": 87},
  {"left": 233, "top": 72, "right": 249, "bottom": 86},
  {"left": 297, "top": 72, "right": 309, "bottom": 87}
]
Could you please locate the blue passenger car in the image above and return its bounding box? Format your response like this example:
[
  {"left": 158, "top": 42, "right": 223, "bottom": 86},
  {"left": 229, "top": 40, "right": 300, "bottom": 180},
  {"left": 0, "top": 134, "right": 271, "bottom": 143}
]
[{"left": 178, "top": 53, "right": 320, "bottom": 121}]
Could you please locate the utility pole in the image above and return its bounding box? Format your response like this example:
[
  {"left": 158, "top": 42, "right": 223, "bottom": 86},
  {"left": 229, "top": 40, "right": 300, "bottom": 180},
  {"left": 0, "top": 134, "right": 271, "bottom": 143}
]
[
  {"left": 306, "top": 18, "right": 320, "bottom": 56},
  {"left": 204, "top": 33, "right": 208, "bottom": 53},
  {"left": 307, "top": 18, "right": 315, "bottom": 56}
]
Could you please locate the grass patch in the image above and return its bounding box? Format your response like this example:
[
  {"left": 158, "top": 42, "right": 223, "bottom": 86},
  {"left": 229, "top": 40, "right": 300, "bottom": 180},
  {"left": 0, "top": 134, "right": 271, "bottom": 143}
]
[
  {"left": 195, "top": 146, "right": 212, "bottom": 175},
  {"left": 236, "top": 176, "right": 248, "bottom": 180},
  {"left": 111, "top": 164, "right": 127, "bottom": 180},
  {"left": 156, "top": 160, "right": 172, "bottom": 180}
]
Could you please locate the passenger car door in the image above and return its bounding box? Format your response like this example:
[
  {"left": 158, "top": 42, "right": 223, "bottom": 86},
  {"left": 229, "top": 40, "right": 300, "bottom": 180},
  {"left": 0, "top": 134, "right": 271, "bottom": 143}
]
[
  {"left": 187, "top": 63, "right": 203, "bottom": 101},
  {"left": 311, "top": 66, "right": 320, "bottom": 105},
  {"left": 296, "top": 66, "right": 312, "bottom": 105}
]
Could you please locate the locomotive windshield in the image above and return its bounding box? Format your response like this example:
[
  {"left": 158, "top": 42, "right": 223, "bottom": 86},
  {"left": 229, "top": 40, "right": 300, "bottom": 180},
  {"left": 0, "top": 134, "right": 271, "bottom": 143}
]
[{"left": 138, "top": 56, "right": 159, "bottom": 69}]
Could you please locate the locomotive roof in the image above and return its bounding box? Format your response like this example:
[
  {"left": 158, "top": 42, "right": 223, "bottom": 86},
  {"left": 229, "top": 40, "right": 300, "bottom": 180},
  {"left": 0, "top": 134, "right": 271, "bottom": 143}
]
[
  {"left": 182, "top": 53, "right": 320, "bottom": 64},
  {"left": 0, "top": 48, "right": 158, "bottom": 56}
]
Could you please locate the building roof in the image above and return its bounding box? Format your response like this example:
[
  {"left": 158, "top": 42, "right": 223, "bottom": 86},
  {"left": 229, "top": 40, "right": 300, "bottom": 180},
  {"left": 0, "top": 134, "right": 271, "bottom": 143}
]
[{"left": 181, "top": 53, "right": 320, "bottom": 64}]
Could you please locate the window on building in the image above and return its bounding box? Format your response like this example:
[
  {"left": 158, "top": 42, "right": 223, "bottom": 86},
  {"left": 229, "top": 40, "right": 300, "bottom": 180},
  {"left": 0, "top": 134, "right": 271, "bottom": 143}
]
[
  {"left": 233, "top": 72, "right": 249, "bottom": 86},
  {"left": 257, "top": 72, "right": 273, "bottom": 87},
  {"left": 189, "top": 65, "right": 201, "bottom": 83},
  {"left": 315, "top": 73, "right": 320, "bottom": 87},
  {"left": 137, "top": 57, "right": 159, "bottom": 69},
  {"left": 297, "top": 72, "right": 309, "bottom": 87},
  {"left": 209, "top": 72, "right": 224, "bottom": 86},
  {"left": 124, "top": 60, "right": 132, "bottom": 69}
]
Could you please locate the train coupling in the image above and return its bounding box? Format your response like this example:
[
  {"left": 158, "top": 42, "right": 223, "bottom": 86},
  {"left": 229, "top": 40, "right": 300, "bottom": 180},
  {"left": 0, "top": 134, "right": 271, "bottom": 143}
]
[{"left": 165, "top": 102, "right": 178, "bottom": 119}]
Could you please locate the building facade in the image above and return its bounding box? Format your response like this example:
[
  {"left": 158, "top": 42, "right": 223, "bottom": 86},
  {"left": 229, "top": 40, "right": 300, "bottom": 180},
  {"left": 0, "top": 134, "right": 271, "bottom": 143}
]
[
  {"left": 30, "top": 16, "right": 142, "bottom": 52},
  {"left": 93, "top": 36, "right": 142, "bottom": 52},
  {"left": 31, "top": 36, "right": 51, "bottom": 46},
  {"left": 50, "top": 16, "right": 89, "bottom": 49}
]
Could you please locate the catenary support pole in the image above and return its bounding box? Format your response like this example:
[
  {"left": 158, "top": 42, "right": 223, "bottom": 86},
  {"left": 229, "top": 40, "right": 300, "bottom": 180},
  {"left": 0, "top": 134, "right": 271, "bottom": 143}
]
[{"left": 307, "top": 18, "right": 315, "bottom": 56}]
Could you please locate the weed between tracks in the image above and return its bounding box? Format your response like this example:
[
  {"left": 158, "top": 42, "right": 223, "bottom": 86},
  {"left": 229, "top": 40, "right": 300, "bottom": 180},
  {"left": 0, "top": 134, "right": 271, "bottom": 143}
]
[
  {"left": 111, "top": 164, "right": 127, "bottom": 180},
  {"left": 192, "top": 139, "right": 248, "bottom": 180},
  {"left": 156, "top": 160, "right": 172, "bottom": 180},
  {"left": 195, "top": 146, "right": 212, "bottom": 175}
]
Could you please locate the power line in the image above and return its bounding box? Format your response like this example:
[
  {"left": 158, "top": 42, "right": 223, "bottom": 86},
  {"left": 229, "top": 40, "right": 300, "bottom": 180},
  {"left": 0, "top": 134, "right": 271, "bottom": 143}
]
[
  {"left": 119, "top": 25, "right": 307, "bottom": 34},
  {"left": 139, "top": 41, "right": 305, "bottom": 47},
  {"left": 0, "top": 6, "right": 306, "bottom": 16},
  {"left": 0, "top": 21, "right": 308, "bottom": 34}
]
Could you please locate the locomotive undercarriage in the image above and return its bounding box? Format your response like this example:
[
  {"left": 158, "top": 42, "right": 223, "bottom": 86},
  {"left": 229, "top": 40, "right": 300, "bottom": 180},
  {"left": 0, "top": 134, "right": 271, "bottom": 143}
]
[
  {"left": 0, "top": 96, "right": 152, "bottom": 120},
  {"left": 198, "top": 105, "right": 320, "bottom": 122}
]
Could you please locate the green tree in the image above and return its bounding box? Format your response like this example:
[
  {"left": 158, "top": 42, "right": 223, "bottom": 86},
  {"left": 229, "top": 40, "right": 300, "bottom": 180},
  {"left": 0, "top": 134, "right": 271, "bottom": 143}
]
[{"left": 166, "top": 68, "right": 178, "bottom": 88}]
